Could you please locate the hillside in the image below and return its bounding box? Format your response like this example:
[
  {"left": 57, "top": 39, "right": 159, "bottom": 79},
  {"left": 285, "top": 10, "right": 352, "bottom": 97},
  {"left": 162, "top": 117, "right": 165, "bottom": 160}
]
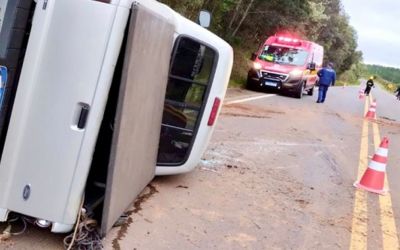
[
  {"left": 159, "top": 0, "right": 363, "bottom": 87},
  {"left": 364, "top": 64, "right": 400, "bottom": 84}
]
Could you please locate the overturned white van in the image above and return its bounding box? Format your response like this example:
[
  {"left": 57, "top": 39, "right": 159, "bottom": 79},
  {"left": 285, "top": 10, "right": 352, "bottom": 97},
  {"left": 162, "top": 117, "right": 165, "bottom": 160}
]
[{"left": 0, "top": 0, "right": 233, "bottom": 236}]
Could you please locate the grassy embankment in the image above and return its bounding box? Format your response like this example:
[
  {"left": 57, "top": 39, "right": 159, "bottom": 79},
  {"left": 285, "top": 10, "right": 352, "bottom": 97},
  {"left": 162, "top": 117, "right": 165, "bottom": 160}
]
[{"left": 375, "top": 77, "right": 399, "bottom": 93}]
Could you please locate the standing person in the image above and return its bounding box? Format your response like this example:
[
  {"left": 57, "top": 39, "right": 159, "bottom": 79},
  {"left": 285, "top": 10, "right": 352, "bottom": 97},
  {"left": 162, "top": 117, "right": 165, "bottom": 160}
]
[
  {"left": 316, "top": 62, "right": 336, "bottom": 103},
  {"left": 395, "top": 85, "right": 400, "bottom": 100},
  {"left": 364, "top": 76, "right": 375, "bottom": 96}
]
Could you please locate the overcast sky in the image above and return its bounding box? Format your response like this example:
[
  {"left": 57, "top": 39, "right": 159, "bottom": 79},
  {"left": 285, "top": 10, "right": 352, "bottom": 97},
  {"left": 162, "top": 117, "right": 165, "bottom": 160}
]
[{"left": 342, "top": 0, "right": 400, "bottom": 68}]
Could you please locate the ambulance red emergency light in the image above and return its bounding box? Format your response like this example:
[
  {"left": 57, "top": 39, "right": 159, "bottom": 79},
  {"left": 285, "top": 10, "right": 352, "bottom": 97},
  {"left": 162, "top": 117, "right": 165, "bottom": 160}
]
[{"left": 247, "top": 35, "right": 323, "bottom": 98}]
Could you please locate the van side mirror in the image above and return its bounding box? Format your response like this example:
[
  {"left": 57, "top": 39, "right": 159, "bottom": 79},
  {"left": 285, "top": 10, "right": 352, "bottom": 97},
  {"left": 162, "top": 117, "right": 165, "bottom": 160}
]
[
  {"left": 198, "top": 10, "right": 211, "bottom": 28},
  {"left": 250, "top": 52, "right": 257, "bottom": 61},
  {"left": 307, "top": 62, "right": 316, "bottom": 71}
]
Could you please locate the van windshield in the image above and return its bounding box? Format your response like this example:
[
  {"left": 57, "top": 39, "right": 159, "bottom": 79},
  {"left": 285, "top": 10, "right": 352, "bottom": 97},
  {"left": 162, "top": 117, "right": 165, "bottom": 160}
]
[{"left": 258, "top": 45, "right": 309, "bottom": 66}]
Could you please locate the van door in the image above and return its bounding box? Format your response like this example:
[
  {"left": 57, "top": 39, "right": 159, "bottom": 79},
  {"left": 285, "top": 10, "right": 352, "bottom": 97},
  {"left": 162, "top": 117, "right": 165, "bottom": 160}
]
[
  {"left": 100, "top": 3, "right": 174, "bottom": 236},
  {"left": 0, "top": 0, "right": 120, "bottom": 227}
]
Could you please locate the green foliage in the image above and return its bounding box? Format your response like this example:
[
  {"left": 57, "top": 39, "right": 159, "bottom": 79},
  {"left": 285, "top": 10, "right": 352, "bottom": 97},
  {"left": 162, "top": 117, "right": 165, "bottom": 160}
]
[
  {"left": 375, "top": 77, "right": 399, "bottom": 93},
  {"left": 338, "top": 63, "right": 365, "bottom": 85},
  {"left": 360, "top": 64, "right": 400, "bottom": 92},
  {"left": 364, "top": 64, "right": 400, "bottom": 84},
  {"left": 159, "top": 0, "right": 203, "bottom": 19},
  {"left": 159, "top": 0, "right": 363, "bottom": 87}
]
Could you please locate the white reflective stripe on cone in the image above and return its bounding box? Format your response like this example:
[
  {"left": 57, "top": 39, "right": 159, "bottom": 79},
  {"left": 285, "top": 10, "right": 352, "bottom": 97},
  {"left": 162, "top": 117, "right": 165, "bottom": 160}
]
[
  {"left": 375, "top": 148, "right": 389, "bottom": 157},
  {"left": 369, "top": 161, "right": 386, "bottom": 172},
  {"left": 369, "top": 108, "right": 376, "bottom": 112}
]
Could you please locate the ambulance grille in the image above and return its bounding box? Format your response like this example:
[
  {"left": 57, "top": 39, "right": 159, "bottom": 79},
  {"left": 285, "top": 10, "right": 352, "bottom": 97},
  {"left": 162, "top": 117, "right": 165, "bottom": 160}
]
[{"left": 261, "top": 71, "right": 288, "bottom": 81}]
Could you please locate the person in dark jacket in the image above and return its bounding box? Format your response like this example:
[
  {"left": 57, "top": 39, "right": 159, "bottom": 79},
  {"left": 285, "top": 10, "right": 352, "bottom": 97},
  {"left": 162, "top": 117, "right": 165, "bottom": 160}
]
[
  {"left": 395, "top": 86, "right": 400, "bottom": 100},
  {"left": 364, "top": 76, "right": 375, "bottom": 96},
  {"left": 316, "top": 62, "right": 336, "bottom": 103}
]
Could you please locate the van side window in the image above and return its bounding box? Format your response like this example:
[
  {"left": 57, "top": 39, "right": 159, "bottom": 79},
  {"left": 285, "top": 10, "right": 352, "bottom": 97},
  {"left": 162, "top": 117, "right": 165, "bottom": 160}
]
[{"left": 157, "top": 37, "right": 217, "bottom": 165}]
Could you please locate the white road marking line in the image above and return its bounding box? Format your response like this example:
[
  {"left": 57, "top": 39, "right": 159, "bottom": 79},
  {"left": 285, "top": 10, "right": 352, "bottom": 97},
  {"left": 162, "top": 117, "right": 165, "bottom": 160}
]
[
  {"left": 275, "top": 142, "right": 335, "bottom": 147},
  {"left": 224, "top": 94, "right": 276, "bottom": 105},
  {"left": 214, "top": 139, "right": 337, "bottom": 148}
]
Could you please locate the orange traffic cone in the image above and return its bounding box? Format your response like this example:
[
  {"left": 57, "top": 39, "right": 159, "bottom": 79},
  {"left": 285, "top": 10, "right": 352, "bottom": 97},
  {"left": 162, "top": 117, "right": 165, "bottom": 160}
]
[
  {"left": 354, "top": 137, "right": 389, "bottom": 195},
  {"left": 365, "top": 100, "right": 377, "bottom": 119}
]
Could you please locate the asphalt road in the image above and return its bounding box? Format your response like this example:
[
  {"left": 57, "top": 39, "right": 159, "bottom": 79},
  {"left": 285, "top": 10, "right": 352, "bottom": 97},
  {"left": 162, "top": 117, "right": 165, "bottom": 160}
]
[
  {"left": 223, "top": 84, "right": 400, "bottom": 249},
  {"left": 1, "top": 84, "right": 400, "bottom": 249}
]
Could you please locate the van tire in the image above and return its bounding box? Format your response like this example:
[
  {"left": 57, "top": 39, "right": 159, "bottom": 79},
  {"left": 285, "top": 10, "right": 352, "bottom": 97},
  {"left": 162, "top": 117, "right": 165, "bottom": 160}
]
[
  {"left": 246, "top": 77, "right": 259, "bottom": 91},
  {"left": 246, "top": 81, "right": 255, "bottom": 91},
  {"left": 307, "top": 86, "right": 314, "bottom": 96},
  {"left": 295, "top": 83, "right": 304, "bottom": 99}
]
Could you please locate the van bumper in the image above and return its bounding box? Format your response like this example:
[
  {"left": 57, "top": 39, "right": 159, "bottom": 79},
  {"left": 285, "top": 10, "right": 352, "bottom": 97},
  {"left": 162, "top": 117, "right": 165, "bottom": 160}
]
[
  {"left": 247, "top": 69, "right": 283, "bottom": 90},
  {"left": 281, "top": 81, "right": 303, "bottom": 92}
]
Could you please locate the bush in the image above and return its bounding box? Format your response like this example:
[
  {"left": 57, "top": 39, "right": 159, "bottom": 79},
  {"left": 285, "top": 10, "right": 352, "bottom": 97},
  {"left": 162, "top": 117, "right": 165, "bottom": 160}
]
[
  {"left": 375, "top": 77, "right": 399, "bottom": 92},
  {"left": 228, "top": 46, "right": 252, "bottom": 88}
]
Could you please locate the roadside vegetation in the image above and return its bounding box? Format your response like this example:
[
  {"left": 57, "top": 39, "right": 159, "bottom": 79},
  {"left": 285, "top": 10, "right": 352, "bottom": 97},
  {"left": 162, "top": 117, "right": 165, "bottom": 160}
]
[
  {"left": 361, "top": 64, "right": 399, "bottom": 92},
  {"left": 364, "top": 64, "right": 400, "bottom": 84},
  {"left": 372, "top": 77, "right": 399, "bottom": 93},
  {"left": 366, "top": 65, "right": 400, "bottom": 84},
  {"left": 160, "top": 0, "right": 363, "bottom": 87}
]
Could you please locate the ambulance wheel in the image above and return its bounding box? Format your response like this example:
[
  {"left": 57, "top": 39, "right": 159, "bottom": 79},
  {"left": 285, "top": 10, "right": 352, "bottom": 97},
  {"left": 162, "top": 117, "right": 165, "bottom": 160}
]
[
  {"left": 307, "top": 86, "right": 314, "bottom": 96},
  {"left": 246, "top": 77, "right": 259, "bottom": 91},
  {"left": 295, "top": 83, "right": 304, "bottom": 99}
]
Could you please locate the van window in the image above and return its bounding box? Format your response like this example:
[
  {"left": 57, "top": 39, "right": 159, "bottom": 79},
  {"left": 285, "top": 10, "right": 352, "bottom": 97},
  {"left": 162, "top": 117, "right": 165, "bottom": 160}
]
[
  {"left": 157, "top": 37, "right": 217, "bottom": 165},
  {"left": 259, "top": 45, "right": 308, "bottom": 66}
]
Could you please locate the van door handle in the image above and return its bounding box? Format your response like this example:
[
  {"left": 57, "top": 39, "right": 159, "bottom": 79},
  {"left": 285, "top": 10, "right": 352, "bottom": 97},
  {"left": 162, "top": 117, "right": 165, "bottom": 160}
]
[{"left": 77, "top": 104, "right": 90, "bottom": 129}]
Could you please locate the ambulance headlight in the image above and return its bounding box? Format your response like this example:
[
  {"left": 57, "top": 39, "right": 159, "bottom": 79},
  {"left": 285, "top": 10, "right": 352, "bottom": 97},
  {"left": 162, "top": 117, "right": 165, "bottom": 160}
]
[
  {"left": 290, "top": 69, "right": 303, "bottom": 78},
  {"left": 253, "top": 62, "right": 262, "bottom": 70}
]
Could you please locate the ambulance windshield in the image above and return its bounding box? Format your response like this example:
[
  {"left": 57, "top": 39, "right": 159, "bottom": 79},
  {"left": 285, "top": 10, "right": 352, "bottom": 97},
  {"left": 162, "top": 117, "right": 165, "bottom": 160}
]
[{"left": 259, "top": 45, "right": 308, "bottom": 66}]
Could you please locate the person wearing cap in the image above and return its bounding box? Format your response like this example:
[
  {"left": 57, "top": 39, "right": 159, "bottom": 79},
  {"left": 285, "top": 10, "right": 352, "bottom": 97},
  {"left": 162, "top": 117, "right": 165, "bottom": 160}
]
[
  {"left": 364, "top": 76, "right": 375, "bottom": 96},
  {"left": 316, "top": 62, "right": 336, "bottom": 103},
  {"left": 395, "top": 85, "right": 400, "bottom": 100}
]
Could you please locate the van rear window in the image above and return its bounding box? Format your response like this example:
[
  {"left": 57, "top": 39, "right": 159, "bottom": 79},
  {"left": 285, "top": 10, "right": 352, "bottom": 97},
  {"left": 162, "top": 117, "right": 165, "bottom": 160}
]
[{"left": 157, "top": 37, "right": 217, "bottom": 166}]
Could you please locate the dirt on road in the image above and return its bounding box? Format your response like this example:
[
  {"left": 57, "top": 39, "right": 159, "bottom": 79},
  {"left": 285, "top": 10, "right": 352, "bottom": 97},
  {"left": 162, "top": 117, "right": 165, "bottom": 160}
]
[
  {"left": 103, "top": 88, "right": 370, "bottom": 250},
  {"left": 2, "top": 87, "right": 400, "bottom": 249}
]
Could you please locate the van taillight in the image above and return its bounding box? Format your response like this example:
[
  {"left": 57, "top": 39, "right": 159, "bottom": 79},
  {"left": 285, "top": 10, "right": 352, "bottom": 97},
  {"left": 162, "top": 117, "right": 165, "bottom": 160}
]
[{"left": 207, "top": 97, "right": 221, "bottom": 126}]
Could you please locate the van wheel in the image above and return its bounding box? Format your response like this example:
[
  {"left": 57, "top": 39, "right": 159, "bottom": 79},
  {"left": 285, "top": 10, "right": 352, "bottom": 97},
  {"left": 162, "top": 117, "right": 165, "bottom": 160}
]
[
  {"left": 307, "top": 86, "right": 314, "bottom": 96},
  {"left": 295, "top": 83, "right": 304, "bottom": 99},
  {"left": 246, "top": 77, "right": 258, "bottom": 91}
]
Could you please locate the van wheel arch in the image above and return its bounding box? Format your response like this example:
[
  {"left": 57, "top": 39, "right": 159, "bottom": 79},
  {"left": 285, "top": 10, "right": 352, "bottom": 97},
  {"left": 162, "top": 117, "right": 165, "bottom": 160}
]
[
  {"left": 295, "top": 81, "right": 305, "bottom": 99},
  {"left": 307, "top": 85, "right": 314, "bottom": 96}
]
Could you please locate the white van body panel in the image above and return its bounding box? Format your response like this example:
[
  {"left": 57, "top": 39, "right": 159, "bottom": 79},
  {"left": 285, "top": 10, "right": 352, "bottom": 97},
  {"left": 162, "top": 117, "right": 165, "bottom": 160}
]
[
  {"left": 117, "top": 1, "right": 234, "bottom": 177},
  {"left": 155, "top": 13, "right": 233, "bottom": 175},
  {"left": 0, "top": 0, "right": 129, "bottom": 232}
]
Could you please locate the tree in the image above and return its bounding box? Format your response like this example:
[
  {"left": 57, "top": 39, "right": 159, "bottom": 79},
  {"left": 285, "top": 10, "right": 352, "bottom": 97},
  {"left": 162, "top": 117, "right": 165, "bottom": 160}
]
[
  {"left": 159, "top": 0, "right": 363, "bottom": 83},
  {"left": 230, "top": 0, "right": 255, "bottom": 38}
]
